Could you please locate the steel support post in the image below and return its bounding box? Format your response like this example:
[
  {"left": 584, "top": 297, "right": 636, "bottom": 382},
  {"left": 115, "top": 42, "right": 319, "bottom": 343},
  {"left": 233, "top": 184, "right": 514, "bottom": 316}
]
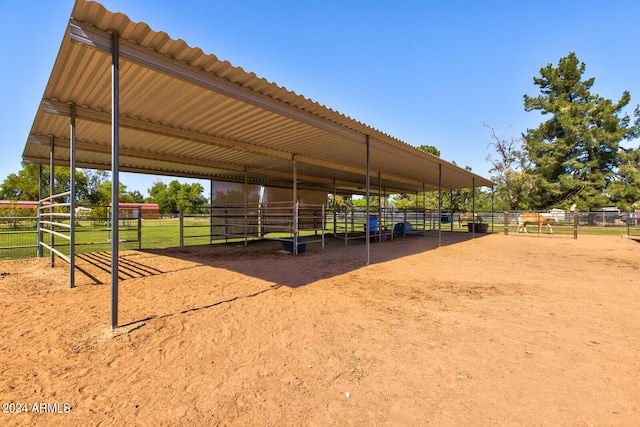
[
  {"left": 438, "top": 164, "right": 442, "bottom": 247},
  {"left": 69, "top": 104, "right": 76, "bottom": 288},
  {"left": 37, "top": 165, "right": 43, "bottom": 258},
  {"left": 49, "top": 136, "right": 55, "bottom": 267},
  {"left": 365, "top": 135, "right": 370, "bottom": 265},
  {"left": 110, "top": 32, "right": 120, "bottom": 330},
  {"left": 292, "top": 155, "right": 298, "bottom": 255}
]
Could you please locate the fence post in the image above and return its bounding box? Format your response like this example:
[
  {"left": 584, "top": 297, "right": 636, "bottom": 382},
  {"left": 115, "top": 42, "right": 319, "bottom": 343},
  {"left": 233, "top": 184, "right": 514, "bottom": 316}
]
[
  {"left": 138, "top": 207, "right": 142, "bottom": 250},
  {"left": 573, "top": 212, "right": 578, "bottom": 239},
  {"left": 37, "top": 202, "right": 42, "bottom": 258},
  {"left": 179, "top": 206, "right": 184, "bottom": 247},
  {"left": 503, "top": 212, "right": 509, "bottom": 235}
]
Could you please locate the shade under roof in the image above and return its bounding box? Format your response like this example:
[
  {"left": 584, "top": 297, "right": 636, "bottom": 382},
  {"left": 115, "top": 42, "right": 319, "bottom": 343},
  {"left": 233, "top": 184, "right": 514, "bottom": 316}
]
[{"left": 23, "top": 0, "right": 493, "bottom": 196}]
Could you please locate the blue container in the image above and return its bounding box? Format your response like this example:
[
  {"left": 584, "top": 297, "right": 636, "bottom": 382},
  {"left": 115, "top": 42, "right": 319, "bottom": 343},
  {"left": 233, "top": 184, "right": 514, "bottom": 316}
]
[
  {"left": 365, "top": 215, "right": 379, "bottom": 232},
  {"left": 281, "top": 237, "right": 307, "bottom": 253},
  {"left": 394, "top": 222, "right": 413, "bottom": 235},
  {"left": 394, "top": 223, "right": 404, "bottom": 234}
]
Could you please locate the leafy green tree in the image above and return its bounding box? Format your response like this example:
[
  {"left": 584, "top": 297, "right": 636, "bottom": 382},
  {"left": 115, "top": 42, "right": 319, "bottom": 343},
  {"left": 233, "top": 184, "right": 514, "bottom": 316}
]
[
  {"left": 83, "top": 169, "right": 110, "bottom": 205},
  {"left": 523, "top": 52, "right": 638, "bottom": 210},
  {"left": 0, "top": 163, "right": 88, "bottom": 202},
  {"left": 147, "top": 180, "right": 207, "bottom": 214},
  {"left": 607, "top": 147, "right": 640, "bottom": 211},
  {"left": 148, "top": 181, "right": 172, "bottom": 213},
  {"left": 81, "top": 180, "right": 143, "bottom": 206},
  {"left": 122, "top": 189, "right": 145, "bottom": 204},
  {"left": 484, "top": 123, "right": 535, "bottom": 210},
  {"left": 417, "top": 144, "right": 441, "bottom": 157}
]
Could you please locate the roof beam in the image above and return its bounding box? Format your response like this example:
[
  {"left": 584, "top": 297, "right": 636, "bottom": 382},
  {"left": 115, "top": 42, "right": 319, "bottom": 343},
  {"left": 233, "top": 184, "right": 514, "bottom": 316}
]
[
  {"left": 41, "top": 100, "right": 428, "bottom": 189},
  {"left": 27, "top": 134, "right": 366, "bottom": 189},
  {"left": 43, "top": 99, "right": 293, "bottom": 161},
  {"left": 29, "top": 134, "right": 247, "bottom": 172}
]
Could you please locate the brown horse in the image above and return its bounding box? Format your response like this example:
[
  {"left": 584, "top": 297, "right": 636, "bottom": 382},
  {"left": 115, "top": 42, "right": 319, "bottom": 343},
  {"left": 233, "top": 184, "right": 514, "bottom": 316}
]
[
  {"left": 458, "top": 213, "right": 482, "bottom": 227},
  {"left": 517, "top": 213, "right": 558, "bottom": 233}
]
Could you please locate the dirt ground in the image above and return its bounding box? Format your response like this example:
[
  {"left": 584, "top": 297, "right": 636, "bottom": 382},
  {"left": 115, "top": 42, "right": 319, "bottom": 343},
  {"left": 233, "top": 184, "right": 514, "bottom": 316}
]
[{"left": 0, "top": 232, "right": 638, "bottom": 426}]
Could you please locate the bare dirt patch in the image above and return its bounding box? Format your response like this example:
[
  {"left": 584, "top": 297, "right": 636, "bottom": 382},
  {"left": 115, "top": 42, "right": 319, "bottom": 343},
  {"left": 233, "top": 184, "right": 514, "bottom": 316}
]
[{"left": 1, "top": 233, "right": 638, "bottom": 425}]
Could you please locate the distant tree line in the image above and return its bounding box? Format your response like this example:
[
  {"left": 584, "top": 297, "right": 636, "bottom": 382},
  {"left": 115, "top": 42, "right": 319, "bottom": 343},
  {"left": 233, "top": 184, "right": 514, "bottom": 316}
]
[{"left": 0, "top": 166, "right": 207, "bottom": 215}]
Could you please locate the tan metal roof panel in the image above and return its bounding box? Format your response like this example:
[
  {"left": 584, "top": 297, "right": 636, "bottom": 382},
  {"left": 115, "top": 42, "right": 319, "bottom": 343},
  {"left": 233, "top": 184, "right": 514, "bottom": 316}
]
[{"left": 23, "top": 0, "right": 493, "bottom": 197}]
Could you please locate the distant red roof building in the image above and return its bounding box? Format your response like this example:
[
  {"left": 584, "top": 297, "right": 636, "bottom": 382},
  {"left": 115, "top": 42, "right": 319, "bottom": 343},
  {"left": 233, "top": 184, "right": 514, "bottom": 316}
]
[
  {"left": 0, "top": 200, "right": 40, "bottom": 210},
  {"left": 117, "top": 203, "right": 160, "bottom": 219}
]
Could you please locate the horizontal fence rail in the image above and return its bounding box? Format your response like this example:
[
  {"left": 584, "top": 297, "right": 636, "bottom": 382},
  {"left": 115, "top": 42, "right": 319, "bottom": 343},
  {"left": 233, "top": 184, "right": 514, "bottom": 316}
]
[{"left": 0, "top": 203, "right": 141, "bottom": 261}]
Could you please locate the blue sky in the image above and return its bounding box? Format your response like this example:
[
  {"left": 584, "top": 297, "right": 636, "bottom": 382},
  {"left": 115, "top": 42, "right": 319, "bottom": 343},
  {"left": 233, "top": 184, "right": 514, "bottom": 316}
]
[{"left": 1, "top": 0, "right": 639, "bottom": 197}]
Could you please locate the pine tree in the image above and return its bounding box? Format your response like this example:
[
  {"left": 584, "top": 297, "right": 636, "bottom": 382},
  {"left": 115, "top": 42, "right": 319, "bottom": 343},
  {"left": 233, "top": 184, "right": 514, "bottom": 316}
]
[{"left": 523, "top": 52, "right": 637, "bottom": 210}]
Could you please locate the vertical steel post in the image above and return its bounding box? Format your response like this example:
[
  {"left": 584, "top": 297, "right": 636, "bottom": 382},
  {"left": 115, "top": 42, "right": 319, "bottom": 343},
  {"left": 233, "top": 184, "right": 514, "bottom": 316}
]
[
  {"left": 321, "top": 203, "right": 325, "bottom": 249},
  {"left": 110, "top": 32, "right": 120, "bottom": 331},
  {"left": 438, "top": 164, "right": 442, "bottom": 247},
  {"left": 49, "top": 136, "right": 55, "bottom": 267},
  {"left": 69, "top": 104, "right": 76, "bottom": 288},
  {"left": 472, "top": 177, "right": 476, "bottom": 238},
  {"left": 378, "top": 172, "right": 382, "bottom": 242},
  {"left": 37, "top": 165, "right": 43, "bottom": 258},
  {"left": 137, "top": 207, "right": 142, "bottom": 249},
  {"left": 210, "top": 180, "right": 214, "bottom": 244},
  {"left": 422, "top": 182, "right": 426, "bottom": 237},
  {"left": 244, "top": 171, "right": 248, "bottom": 246},
  {"left": 292, "top": 155, "right": 298, "bottom": 255},
  {"left": 449, "top": 191, "right": 454, "bottom": 232},
  {"left": 365, "top": 135, "right": 370, "bottom": 265},
  {"left": 179, "top": 206, "right": 184, "bottom": 247},
  {"left": 332, "top": 180, "right": 337, "bottom": 236}
]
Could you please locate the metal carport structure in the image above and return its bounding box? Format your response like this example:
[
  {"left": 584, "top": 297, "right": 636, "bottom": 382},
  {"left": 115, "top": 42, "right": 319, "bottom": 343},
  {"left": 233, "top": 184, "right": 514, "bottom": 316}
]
[{"left": 22, "top": 0, "right": 494, "bottom": 329}]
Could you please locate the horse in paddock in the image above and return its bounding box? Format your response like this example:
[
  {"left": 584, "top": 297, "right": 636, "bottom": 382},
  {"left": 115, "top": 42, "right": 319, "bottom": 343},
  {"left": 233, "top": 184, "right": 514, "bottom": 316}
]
[
  {"left": 458, "top": 213, "right": 482, "bottom": 227},
  {"left": 517, "top": 213, "right": 558, "bottom": 233}
]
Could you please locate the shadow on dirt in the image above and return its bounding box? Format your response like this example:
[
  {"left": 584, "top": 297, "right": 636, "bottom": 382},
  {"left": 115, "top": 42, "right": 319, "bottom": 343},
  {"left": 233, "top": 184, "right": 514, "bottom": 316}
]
[{"left": 139, "top": 231, "right": 489, "bottom": 288}]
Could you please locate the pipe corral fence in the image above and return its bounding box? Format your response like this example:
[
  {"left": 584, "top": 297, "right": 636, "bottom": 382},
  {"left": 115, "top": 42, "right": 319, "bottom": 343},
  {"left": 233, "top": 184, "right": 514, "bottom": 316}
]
[
  {"left": 502, "top": 210, "right": 640, "bottom": 238},
  {"left": 4, "top": 205, "right": 639, "bottom": 262},
  {"left": 0, "top": 201, "right": 141, "bottom": 261},
  {"left": 177, "top": 205, "right": 494, "bottom": 250}
]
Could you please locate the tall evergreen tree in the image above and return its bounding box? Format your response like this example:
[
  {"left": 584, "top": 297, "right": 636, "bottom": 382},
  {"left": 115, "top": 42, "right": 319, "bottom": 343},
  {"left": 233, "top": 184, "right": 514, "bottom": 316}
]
[{"left": 523, "top": 52, "right": 637, "bottom": 210}]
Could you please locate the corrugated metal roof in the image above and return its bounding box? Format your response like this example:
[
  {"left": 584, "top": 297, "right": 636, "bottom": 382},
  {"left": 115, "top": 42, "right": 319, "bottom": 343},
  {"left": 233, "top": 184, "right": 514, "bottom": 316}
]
[{"left": 23, "top": 0, "right": 493, "bottom": 196}]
